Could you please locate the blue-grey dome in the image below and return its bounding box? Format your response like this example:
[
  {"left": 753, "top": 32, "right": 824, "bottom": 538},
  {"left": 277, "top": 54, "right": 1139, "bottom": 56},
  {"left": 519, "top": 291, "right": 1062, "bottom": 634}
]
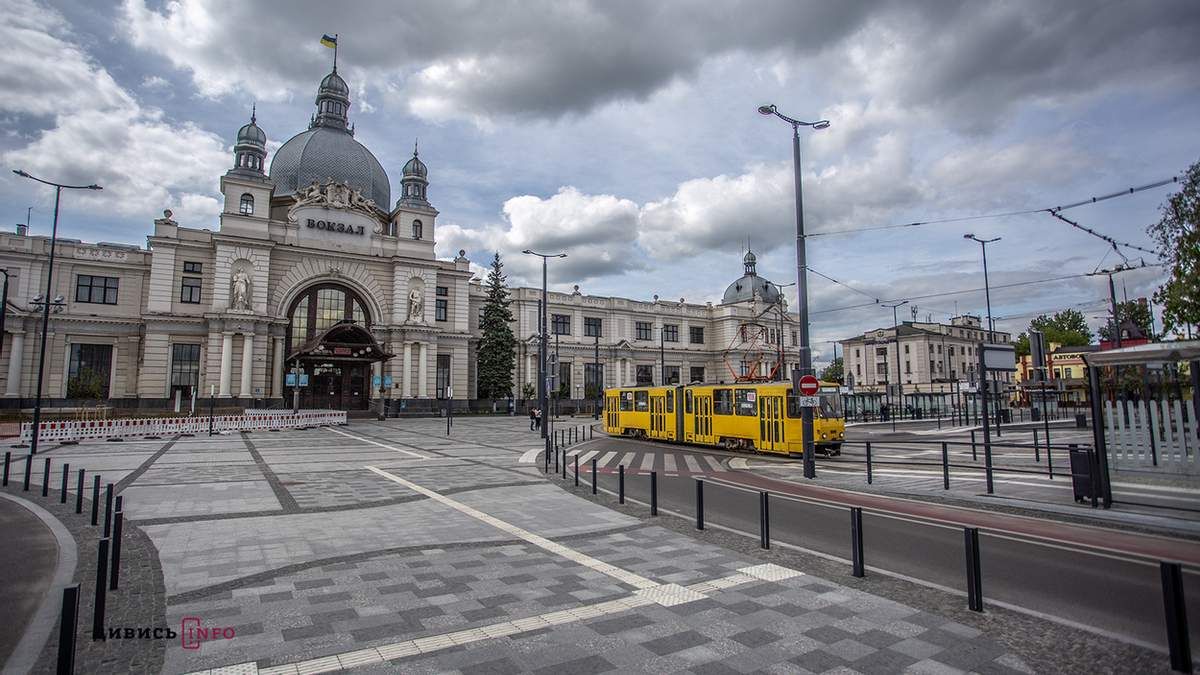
[
  {"left": 236, "top": 120, "right": 266, "bottom": 146},
  {"left": 269, "top": 126, "right": 391, "bottom": 207},
  {"left": 721, "top": 249, "right": 781, "bottom": 304},
  {"left": 319, "top": 71, "right": 349, "bottom": 97},
  {"left": 403, "top": 152, "right": 427, "bottom": 178}
]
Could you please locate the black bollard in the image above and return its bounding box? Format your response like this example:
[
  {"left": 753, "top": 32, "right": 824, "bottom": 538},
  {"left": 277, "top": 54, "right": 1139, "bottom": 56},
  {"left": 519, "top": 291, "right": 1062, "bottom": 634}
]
[
  {"left": 591, "top": 458, "right": 597, "bottom": 494},
  {"left": 109, "top": 511, "right": 124, "bottom": 590},
  {"left": 574, "top": 454, "right": 579, "bottom": 487},
  {"left": 544, "top": 446, "right": 549, "bottom": 473},
  {"left": 103, "top": 483, "right": 114, "bottom": 537},
  {"left": 971, "top": 430, "right": 978, "bottom": 460},
  {"left": 1161, "top": 561, "right": 1192, "bottom": 673},
  {"left": 619, "top": 465, "right": 625, "bottom": 504},
  {"left": 90, "top": 476, "right": 100, "bottom": 526},
  {"left": 1033, "top": 428, "right": 1041, "bottom": 462},
  {"left": 866, "top": 442, "right": 873, "bottom": 484},
  {"left": 941, "top": 442, "right": 950, "bottom": 490},
  {"left": 60, "top": 462, "right": 69, "bottom": 503},
  {"left": 57, "top": 584, "right": 81, "bottom": 673},
  {"left": 23, "top": 453, "right": 32, "bottom": 491},
  {"left": 851, "top": 507, "right": 865, "bottom": 577},
  {"left": 75, "top": 469, "right": 85, "bottom": 514},
  {"left": 759, "top": 492, "right": 770, "bottom": 549},
  {"left": 43, "top": 457, "right": 51, "bottom": 497},
  {"left": 650, "top": 471, "right": 658, "bottom": 516},
  {"left": 2, "top": 451, "right": 8, "bottom": 486},
  {"left": 554, "top": 447, "right": 559, "bottom": 473},
  {"left": 115, "top": 495, "right": 122, "bottom": 512},
  {"left": 964, "top": 527, "right": 982, "bottom": 612},
  {"left": 696, "top": 479, "right": 705, "bottom": 530},
  {"left": 92, "top": 538, "right": 109, "bottom": 640}
]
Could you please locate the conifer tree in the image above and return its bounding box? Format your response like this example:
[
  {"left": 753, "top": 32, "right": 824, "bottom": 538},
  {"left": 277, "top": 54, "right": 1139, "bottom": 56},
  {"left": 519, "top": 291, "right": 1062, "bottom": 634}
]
[{"left": 476, "top": 252, "right": 517, "bottom": 399}]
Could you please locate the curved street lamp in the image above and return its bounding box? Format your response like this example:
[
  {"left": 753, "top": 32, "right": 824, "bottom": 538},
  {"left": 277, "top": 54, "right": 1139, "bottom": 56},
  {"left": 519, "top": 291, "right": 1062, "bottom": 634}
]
[
  {"left": 521, "top": 249, "right": 567, "bottom": 464},
  {"left": 12, "top": 169, "right": 102, "bottom": 458},
  {"left": 758, "top": 104, "right": 829, "bottom": 480}
]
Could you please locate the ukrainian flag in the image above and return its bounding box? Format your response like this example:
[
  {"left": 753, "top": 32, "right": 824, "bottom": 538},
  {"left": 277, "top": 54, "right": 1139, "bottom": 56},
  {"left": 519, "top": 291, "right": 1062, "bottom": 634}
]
[{"left": 320, "top": 34, "right": 337, "bottom": 49}]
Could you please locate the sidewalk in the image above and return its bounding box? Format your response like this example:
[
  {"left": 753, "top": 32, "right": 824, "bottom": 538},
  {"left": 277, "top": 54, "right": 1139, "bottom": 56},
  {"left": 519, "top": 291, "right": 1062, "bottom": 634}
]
[{"left": 17, "top": 417, "right": 1032, "bottom": 674}]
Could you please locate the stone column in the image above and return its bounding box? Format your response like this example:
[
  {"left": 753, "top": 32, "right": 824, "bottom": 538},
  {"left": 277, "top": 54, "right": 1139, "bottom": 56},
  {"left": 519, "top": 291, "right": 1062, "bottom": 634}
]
[
  {"left": 524, "top": 352, "right": 532, "bottom": 384},
  {"left": 272, "top": 336, "right": 284, "bottom": 397},
  {"left": 402, "top": 342, "right": 412, "bottom": 398},
  {"left": 418, "top": 342, "right": 429, "bottom": 398},
  {"left": 219, "top": 332, "right": 234, "bottom": 397},
  {"left": 5, "top": 332, "right": 24, "bottom": 396},
  {"left": 240, "top": 332, "right": 254, "bottom": 398}
]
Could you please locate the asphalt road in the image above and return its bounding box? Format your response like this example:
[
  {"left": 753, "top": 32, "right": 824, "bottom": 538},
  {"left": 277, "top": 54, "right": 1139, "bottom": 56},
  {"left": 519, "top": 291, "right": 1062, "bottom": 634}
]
[
  {"left": 0, "top": 497, "right": 59, "bottom": 667},
  {"left": 550, "top": 434, "right": 1200, "bottom": 658}
]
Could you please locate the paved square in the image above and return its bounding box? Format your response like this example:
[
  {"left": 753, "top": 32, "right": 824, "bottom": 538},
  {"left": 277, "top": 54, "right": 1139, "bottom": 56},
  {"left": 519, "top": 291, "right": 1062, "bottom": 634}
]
[{"left": 34, "top": 417, "right": 1030, "bottom": 674}]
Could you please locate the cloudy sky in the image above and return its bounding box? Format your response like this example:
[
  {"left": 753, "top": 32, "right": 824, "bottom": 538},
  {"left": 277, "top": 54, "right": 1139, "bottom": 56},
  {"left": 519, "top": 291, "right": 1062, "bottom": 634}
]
[{"left": 2, "top": 0, "right": 1198, "bottom": 364}]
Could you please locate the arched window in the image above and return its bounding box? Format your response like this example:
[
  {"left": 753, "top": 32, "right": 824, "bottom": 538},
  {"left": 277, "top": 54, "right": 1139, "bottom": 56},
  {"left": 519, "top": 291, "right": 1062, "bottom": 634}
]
[
  {"left": 239, "top": 193, "right": 254, "bottom": 215},
  {"left": 286, "top": 284, "right": 371, "bottom": 351},
  {"left": 412, "top": 220, "right": 423, "bottom": 240}
]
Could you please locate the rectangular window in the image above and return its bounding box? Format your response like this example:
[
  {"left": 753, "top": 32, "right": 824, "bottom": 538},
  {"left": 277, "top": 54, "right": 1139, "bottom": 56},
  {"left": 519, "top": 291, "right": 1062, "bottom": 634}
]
[
  {"left": 856, "top": 364, "right": 862, "bottom": 376},
  {"left": 552, "top": 313, "right": 571, "bottom": 335},
  {"left": 735, "top": 389, "right": 756, "bottom": 416},
  {"left": 930, "top": 360, "right": 935, "bottom": 373},
  {"left": 936, "top": 344, "right": 943, "bottom": 353},
  {"left": 634, "top": 390, "right": 648, "bottom": 411},
  {"left": 435, "top": 286, "right": 449, "bottom": 322},
  {"left": 584, "top": 363, "right": 603, "bottom": 397},
  {"left": 636, "top": 364, "right": 653, "bottom": 385},
  {"left": 855, "top": 348, "right": 860, "bottom": 358},
  {"left": 876, "top": 347, "right": 887, "bottom": 357},
  {"left": 663, "top": 324, "right": 679, "bottom": 342},
  {"left": 584, "top": 317, "right": 602, "bottom": 337},
  {"left": 791, "top": 331, "right": 798, "bottom": 347},
  {"left": 180, "top": 276, "right": 202, "bottom": 304},
  {"left": 170, "top": 344, "right": 201, "bottom": 396},
  {"left": 75, "top": 275, "right": 119, "bottom": 305},
  {"left": 436, "top": 354, "right": 451, "bottom": 398},
  {"left": 666, "top": 390, "right": 674, "bottom": 413},
  {"left": 664, "top": 365, "right": 680, "bottom": 385},
  {"left": 689, "top": 366, "right": 705, "bottom": 383},
  {"left": 635, "top": 321, "right": 652, "bottom": 341},
  {"left": 67, "top": 343, "right": 112, "bottom": 398},
  {"left": 557, "top": 362, "right": 572, "bottom": 397},
  {"left": 685, "top": 390, "right": 693, "bottom": 414},
  {"left": 904, "top": 344, "right": 910, "bottom": 354},
  {"left": 182, "top": 261, "right": 202, "bottom": 274},
  {"left": 689, "top": 326, "right": 704, "bottom": 344},
  {"left": 436, "top": 285, "right": 448, "bottom": 296},
  {"left": 713, "top": 388, "right": 733, "bottom": 415},
  {"left": 620, "top": 391, "right": 633, "bottom": 411},
  {"left": 905, "top": 361, "right": 911, "bottom": 374},
  {"left": 876, "top": 363, "right": 888, "bottom": 375}
]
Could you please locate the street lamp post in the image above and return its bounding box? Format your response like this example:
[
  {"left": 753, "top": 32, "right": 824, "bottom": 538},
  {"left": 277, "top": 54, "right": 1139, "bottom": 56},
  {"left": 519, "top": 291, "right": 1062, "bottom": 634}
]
[
  {"left": 522, "top": 250, "right": 566, "bottom": 463},
  {"left": 659, "top": 325, "right": 665, "bottom": 385},
  {"left": 593, "top": 331, "right": 600, "bottom": 420},
  {"left": 759, "top": 104, "right": 829, "bottom": 480},
  {"left": 12, "top": 170, "right": 101, "bottom": 457},
  {"left": 0, "top": 268, "right": 9, "bottom": 363},
  {"left": 882, "top": 300, "right": 909, "bottom": 432},
  {"left": 964, "top": 234, "right": 1002, "bottom": 430}
]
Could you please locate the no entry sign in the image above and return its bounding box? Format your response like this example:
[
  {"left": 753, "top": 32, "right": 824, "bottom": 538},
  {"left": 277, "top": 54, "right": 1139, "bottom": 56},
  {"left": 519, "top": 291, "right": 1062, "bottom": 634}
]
[{"left": 798, "top": 374, "right": 820, "bottom": 396}]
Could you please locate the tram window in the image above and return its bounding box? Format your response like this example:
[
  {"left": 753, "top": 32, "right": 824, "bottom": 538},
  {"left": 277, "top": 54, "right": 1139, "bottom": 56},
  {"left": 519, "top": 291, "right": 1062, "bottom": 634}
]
[
  {"left": 685, "top": 390, "right": 693, "bottom": 414},
  {"left": 786, "top": 390, "right": 802, "bottom": 418},
  {"left": 620, "top": 392, "right": 633, "bottom": 411},
  {"left": 713, "top": 388, "right": 733, "bottom": 415},
  {"left": 666, "top": 391, "right": 674, "bottom": 413},
  {"left": 634, "top": 391, "right": 649, "bottom": 411},
  {"left": 735, "top": 389, "right": 756, "bottom": 416}
]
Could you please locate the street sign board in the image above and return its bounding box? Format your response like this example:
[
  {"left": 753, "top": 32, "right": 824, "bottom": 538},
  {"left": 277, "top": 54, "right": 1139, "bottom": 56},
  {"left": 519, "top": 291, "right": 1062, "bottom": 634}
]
[
  {"left": 795, "top": 396, "right": 820, "bottom": 407},
  {"left": 372, "top": 375, "right": 382, "bottom": 388},
  {"left": 383, "top": 375, "right": 393, "bottom": 388},
  {"left": 981, "top": 343, "right": 1017, "bottom": 371},
  {"left": 1029, "top": 330, "right": 1047, "bottom": 381},
  {"left": 798, "top": 374, "right": 820, "bottom": 395}
]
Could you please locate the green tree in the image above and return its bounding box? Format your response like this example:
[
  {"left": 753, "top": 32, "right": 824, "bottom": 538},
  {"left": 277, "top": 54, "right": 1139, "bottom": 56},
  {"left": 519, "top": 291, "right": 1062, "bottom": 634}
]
[
  {"left": 476, "top": 252, "right": 517, "bottom": 399},
  {"left": 819, "top": 357, "right": 844, "bottom": 384},
  {"left": 1098, "top": 299, "right": 1157, "bottom": 342},
  {"left": 1015, "top": 309, "right": 1092, "bottom": 356},
  {"left": 66, "top": 367, "right": 105, "bottom": 400},
  {"left": 1148, "top": 159, "right": 1200, "bottom": 335}
]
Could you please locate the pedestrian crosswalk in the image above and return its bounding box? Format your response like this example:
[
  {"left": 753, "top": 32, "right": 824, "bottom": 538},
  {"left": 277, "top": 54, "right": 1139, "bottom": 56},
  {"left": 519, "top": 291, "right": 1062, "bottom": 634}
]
[{"left": 563, "top": 448, "right": 726, "bottom": 475}]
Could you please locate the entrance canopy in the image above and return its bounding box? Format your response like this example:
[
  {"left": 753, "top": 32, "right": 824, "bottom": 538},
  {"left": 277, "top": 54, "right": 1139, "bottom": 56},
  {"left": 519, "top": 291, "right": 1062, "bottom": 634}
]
[
  {"left": 288, "top": 320, "right": 394, "bottom": 363},
  {"left": 1081, "top": 340, "right": 1200, "bottom": 367}
]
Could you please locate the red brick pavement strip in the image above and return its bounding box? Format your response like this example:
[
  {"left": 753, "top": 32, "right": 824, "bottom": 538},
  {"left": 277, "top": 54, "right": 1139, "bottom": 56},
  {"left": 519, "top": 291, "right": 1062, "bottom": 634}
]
[{"left": 702, "top": 470, "right": 1200, "bottom": 566}]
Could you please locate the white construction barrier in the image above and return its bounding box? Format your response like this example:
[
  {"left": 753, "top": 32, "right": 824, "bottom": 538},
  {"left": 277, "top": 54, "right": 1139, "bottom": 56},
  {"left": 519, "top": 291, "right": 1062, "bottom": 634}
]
[
  {"left": 18, "top": 410, "right": 348, "bottom": 444},
  {"left": 1104, "top": 399, "right": 1197, "bottom": 475}
]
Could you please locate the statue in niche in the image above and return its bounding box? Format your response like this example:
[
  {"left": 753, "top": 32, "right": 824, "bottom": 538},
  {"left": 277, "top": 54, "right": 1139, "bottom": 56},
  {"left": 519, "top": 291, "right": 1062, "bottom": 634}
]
[
  {"left": 408, "top": 287, "right": 424, "bottom": 322},
  {"left": 231, "top": 270, "right": 252, "bottom": 311}
]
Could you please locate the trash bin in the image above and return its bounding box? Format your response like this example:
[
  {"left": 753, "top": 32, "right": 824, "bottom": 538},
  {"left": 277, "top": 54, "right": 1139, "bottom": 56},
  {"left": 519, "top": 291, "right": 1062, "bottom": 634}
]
[
  {"left": 1031, "top": 407, "right": 1041, "bottom": 422},
  {"left": 1067, "top": 445, "right": 1093, "bottom": 503},
  {"left": 998, "top": 409, "right": 1011, "bottom": 423},
  {"left": 1075, "top": 413, "right": 1087, "bottom": 428}
]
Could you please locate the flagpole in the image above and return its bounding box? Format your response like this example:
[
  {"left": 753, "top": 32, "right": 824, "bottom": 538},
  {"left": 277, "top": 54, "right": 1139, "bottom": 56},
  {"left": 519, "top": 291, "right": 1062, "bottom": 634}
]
[{"left": 333, "top": 33, "right": 338, "bottom": 72}]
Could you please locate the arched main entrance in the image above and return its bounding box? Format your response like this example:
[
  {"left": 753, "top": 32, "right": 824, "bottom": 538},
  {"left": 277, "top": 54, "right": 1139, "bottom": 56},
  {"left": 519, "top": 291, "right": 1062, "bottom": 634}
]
[{"left": 285, "top": 283, "right": 392, "bottom": 409}]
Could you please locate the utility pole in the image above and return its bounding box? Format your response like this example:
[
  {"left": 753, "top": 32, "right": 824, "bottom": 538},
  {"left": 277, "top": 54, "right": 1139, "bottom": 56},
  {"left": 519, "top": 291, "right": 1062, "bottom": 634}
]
[
  {"left": 1107, "top": 271, "right": 1122, "bottom": 349},
  {"left": 883, "top": 300, "right": 909, "bottom": 432},
  {"left": 593, "top": 331, "right": 600, "bottom": 420}
]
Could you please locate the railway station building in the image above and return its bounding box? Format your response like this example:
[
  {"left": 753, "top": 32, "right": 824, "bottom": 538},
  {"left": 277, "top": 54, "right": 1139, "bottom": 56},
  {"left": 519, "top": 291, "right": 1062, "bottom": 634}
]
[{"left": 0, "top": 66, "right": 795, "bottom": 411}]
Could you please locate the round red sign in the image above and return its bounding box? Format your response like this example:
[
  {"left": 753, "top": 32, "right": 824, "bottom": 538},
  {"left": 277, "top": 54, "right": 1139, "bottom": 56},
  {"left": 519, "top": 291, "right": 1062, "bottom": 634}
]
[{"left": 798, "top": 374, "right": 820, "bottom": 396}]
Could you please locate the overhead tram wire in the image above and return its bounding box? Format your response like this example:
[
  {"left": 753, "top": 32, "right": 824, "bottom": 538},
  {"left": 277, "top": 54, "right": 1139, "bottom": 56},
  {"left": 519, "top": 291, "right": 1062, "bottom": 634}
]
[
  {"left": 806, "top": 266, "right": 880, "bottom": 302},
  {"left": 809, "top": 264, "right": 1162, "bottom": 317},
  {"left": 1046, "top": 210, "right": 1157, "bottom": 257},
  {"left": 806, "top": 174, "right": 1180, "bottom": 238}
]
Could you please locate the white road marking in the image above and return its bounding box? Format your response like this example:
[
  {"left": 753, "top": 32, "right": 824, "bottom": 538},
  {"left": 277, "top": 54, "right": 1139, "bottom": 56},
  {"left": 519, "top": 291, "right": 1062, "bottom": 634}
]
[
  {"left": 576, "top": 450, "right": 599, "bottom": 466},
  {"left": 683, "top": 455, "right": 701, "bottom": 473},
  {"left": 704, "top": 456, "right": 725, "bottom": 472},
  {"left": 598, "top": 451, "right": 618, "bottom": 467},
  {"left": 619, "top": 452, "right": 637, "bottom": 468},
  {"left": 664, "top": 454, "right": 677, "bottom": 472},
  {"left": 326, "top": 427, "right": 429, "bottom": 459},
  {"left": 518, "top": 448, "right": 543, "bottom": 464},
  {"left": 639, "top": 453, "right": 655, "bottom": 471}
]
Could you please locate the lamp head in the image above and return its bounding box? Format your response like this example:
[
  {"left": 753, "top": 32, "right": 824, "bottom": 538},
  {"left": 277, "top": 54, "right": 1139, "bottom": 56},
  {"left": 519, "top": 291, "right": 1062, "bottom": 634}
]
[
  {"left": 812, "top": 120, "right": 831, "bottom": 129},
  {"left": 963, "top": 233, "right": 975, "bottom": 241},
  {"left": 87, "top": 185, "right": 102, "bottom": 191},
  {"left": 13, "top": 169, "right": 29, "bottom": 178},
  {"left": 521, "top": 249, "right": 533, "bottom": 255},
  {"left": 557, "top": 253, "right": 567, "bottom": 258},
  {"left": 757, "top": 104, "right": 776, "bottom": 115}
]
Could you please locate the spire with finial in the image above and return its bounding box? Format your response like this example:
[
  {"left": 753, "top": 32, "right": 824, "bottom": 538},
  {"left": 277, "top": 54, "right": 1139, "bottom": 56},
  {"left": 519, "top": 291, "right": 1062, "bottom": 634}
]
[
  {"left": 399, "top": 138, "right": 429, "bottom": 205},
  {"left": 231, "top": 104, "right": 267, "bottom": 175}
]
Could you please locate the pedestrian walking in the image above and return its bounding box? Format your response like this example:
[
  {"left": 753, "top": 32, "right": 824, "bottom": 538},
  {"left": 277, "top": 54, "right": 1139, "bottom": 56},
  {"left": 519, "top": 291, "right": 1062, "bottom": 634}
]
[
  {"left": 529, "top": 406, "right": 537, "bottom": 431},
  {"left": 535, "top": 408, "right": 543, "bottom": 430}
]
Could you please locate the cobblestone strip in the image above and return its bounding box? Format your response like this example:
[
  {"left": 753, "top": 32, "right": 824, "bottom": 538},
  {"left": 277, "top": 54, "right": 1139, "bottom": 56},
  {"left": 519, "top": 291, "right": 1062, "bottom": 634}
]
[
  {"left": 240, "top": 433, "right": 300, "bottom": 513},
  {"left": 185, "top": 564, "right": 797, "bottom": 675},
  {"left": 114, "top": 437, "right": 180, "bottom": 492},
  {"left": 367, "top": 465, "right": 660, "bottom": 590}
]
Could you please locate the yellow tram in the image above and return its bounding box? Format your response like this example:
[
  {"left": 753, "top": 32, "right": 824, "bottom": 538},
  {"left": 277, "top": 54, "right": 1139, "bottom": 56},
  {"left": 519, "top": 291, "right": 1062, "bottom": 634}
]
[{"left": 603, "top": 381, "right": 845, "bottom": 456}]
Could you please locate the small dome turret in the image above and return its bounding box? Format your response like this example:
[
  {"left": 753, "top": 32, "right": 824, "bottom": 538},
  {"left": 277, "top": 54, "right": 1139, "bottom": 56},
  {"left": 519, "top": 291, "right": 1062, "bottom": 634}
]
[
  {"left": 722, "top": 249, "right": 781, "bottom": 305},
  {"left": 230, "top": 105, "right": 267, "bottom": 176},
  {"left": 312, "top": 70, "right": 350, "bottom": 130},
  {"left": 398, "top": 140, "right": 430, "bottom": 207}
]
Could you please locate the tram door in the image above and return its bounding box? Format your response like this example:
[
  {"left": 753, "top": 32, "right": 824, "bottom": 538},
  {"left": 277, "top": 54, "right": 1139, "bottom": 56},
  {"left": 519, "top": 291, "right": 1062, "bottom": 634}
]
[
  {"left": 649, "top": 393, "right": 666, "bottom": 440},
  {"left": 693, "top": 394, "right": 714, "bottom": 445},
  {"left": 758, "top": 394, "right": 785, "bottom": 453}
]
